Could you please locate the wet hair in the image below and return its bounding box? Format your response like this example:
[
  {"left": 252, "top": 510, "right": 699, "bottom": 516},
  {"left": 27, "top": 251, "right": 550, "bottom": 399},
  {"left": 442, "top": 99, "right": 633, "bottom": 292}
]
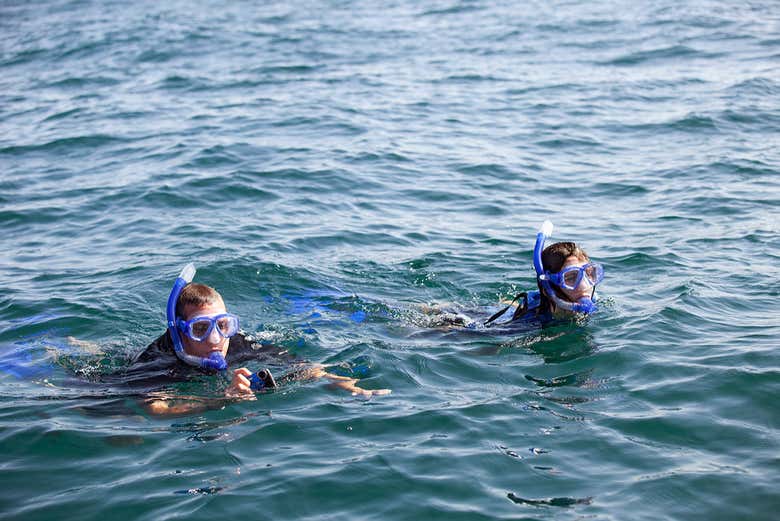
[
  {"left": 176, "top": 283, "right": 224, "bottom": 318},
  {"left": 541, "top": 242, "right": 589, "bottom": 273},
  {"left": 537, "top": 242, "right": 590, "bottom": 314}
]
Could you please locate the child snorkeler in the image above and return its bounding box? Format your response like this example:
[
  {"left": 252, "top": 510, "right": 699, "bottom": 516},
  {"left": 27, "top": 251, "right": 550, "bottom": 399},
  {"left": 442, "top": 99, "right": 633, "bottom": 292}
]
[
  {"left": 488, "top": 220, "right": 603, "bottom": 324},
  {"left": 127, "top": 264, "right": 389, "bottom": 414},
  {"left": 422, "top": 221, "right": 604, "bottom": 328}
]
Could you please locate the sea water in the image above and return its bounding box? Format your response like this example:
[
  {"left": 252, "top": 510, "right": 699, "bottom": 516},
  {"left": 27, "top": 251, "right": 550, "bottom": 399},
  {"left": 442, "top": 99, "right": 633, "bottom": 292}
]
[{"left": 1, "top": 1, "right": 778, "bottom": 519}]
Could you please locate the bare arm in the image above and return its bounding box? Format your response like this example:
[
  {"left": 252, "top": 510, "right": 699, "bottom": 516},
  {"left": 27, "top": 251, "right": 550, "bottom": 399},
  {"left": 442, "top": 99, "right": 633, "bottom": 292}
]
[
  {"left": 224, "top": 365, "right": 391, "bottom": 400},
  {"left": 308, "top": 365, "right": 391, "bottom": 398}
]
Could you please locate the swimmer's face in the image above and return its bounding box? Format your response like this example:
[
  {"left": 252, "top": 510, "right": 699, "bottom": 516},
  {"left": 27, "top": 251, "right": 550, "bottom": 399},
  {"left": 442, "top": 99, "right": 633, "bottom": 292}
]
[
  {"left": 181, "top": 300, "right": 230, "bottom": 359},
  {"left": 557, "top": 255, "right": 595, "bottom": 303}
]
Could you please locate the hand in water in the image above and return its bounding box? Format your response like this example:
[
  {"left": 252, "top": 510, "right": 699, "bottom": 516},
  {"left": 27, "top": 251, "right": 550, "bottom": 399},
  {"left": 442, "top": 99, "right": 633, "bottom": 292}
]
[{"left": 225, "top": 368, "right": 256, "bottom": 399}]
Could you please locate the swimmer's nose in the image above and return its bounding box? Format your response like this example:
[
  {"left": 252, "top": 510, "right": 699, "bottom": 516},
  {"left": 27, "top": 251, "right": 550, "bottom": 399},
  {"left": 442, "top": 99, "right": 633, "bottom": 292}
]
[
  {"left": 570, "top": 277, "right": 593, "bottom": 299},
  {"left": 207, "top": 326, "right": 221, "bottom": 344}
]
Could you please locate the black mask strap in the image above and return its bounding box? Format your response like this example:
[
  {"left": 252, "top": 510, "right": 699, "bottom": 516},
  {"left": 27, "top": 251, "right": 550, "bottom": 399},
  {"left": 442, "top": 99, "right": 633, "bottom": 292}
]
[{"left": 484, "top": 292, "right": 527, "bottom": 326}]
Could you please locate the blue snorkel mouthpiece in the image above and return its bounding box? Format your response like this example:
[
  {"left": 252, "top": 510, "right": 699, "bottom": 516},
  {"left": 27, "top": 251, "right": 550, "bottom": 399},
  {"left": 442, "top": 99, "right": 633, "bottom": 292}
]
[
  {"left": 167, "top": 263, "right": 228, "bottom": 371},
  {"left": 533, "top": 221, "right": 599, "bottom": 315},
  {"left": 202, "top": 351, "right": 228, "bottom": 371},
  {"left": 571, "top": 296, "right": 598, "bottom": 314}
]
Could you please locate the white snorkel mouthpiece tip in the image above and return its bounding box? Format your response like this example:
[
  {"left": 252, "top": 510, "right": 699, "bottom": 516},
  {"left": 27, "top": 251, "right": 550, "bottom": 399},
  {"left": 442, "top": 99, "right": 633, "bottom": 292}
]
[
  {"left": 179, "top": 263, "right": 196, "bottom": 283},
  {"left": 540, "top": 220, "right": 553, "bottom": 237}
]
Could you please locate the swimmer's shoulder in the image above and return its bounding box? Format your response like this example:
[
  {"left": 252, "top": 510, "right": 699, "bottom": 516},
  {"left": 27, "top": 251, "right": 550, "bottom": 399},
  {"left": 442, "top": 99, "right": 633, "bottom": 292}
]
[
  {"left": 133, "top": 331, "right": 174, "bottom": 365},
  {"left": 226, "top": 332, "right": 298, "bottom": 365}
]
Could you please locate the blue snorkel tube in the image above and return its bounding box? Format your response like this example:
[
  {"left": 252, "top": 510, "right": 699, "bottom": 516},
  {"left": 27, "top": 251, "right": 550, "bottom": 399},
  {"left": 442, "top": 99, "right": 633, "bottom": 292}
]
[
  {"left": 167, "top": 263, "right": 228, "bottom": 371},
  {"left": 533, "top": 221, "right": 598, "bottom": 314}
]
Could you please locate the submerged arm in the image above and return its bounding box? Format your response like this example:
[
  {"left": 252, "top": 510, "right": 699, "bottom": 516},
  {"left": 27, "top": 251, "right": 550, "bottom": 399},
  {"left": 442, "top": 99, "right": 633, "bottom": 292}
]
[{"left": 143, "top": 393, "right": 225, "bottom": 416}]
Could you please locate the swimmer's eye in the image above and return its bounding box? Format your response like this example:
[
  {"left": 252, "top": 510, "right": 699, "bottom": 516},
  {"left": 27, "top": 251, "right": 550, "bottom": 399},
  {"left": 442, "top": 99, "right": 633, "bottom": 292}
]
[
  {"left": 216, "top": 318, "right": 232, "bottom": 334},
  {"left": 562, "top": 270, "right": 580, "bottom": 287},
  {"left": 584, "top": 263, "right": 604, "bottom": 285},
  {"left": 220, "top": 315, "right": 239, "bottom": 337},
  {"left": 190, "top": 320, "right": 212, "bottom": 338}
]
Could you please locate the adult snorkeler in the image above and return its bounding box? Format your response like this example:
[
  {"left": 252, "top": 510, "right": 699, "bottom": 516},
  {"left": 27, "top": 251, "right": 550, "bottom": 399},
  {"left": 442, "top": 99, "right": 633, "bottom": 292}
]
[{"left": 128, "top": 264, "right": 389, "bottom": 415}]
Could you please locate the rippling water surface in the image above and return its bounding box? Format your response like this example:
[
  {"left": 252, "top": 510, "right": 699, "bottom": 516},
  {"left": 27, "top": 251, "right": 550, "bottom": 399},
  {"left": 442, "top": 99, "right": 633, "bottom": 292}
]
[{"left": 1, "top": 1, "right": 779, "bottom": 519}]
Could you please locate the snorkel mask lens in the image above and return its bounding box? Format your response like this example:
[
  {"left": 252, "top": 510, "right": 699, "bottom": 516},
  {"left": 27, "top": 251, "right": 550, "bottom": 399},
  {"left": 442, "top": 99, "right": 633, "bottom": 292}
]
[
  {"left": 557, "top": 263, "right": 604, "bottom": 290},
  {"left": 585, "top": 263, "right": 604, "bottom": 286},
  {"left": 179, "top": 313, "right": 239, "bottom": 342}
]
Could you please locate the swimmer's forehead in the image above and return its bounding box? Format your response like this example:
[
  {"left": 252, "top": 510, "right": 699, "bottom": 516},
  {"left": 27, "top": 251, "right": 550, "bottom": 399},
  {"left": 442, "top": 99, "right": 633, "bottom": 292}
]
[
  {"left": 562, "top": 255, "right": 589, "bottom": 268},
  {"left": 182, "top": 301, "right": 227, "bottom": 319}
]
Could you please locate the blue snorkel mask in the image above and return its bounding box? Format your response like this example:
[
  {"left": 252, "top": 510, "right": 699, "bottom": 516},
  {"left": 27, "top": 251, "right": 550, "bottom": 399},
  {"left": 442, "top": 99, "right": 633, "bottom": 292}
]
[
  {"left": 166, "top": 263, "right": 229, "bottom": 371},
  {"left": 533, "top": 221, "right": 601, "bottom": 314}
]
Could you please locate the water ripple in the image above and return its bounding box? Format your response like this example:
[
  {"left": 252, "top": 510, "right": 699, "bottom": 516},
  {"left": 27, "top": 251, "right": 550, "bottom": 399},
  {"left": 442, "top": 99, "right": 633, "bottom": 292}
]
[{"left": 1, "top": 0, "right": 779, "bottom": 519}]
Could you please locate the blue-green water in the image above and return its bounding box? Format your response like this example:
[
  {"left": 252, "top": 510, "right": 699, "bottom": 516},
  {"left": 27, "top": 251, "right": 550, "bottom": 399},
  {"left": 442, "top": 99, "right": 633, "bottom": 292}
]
[{"left": 2, "top": 1, "right": 779, "bottom": 519}]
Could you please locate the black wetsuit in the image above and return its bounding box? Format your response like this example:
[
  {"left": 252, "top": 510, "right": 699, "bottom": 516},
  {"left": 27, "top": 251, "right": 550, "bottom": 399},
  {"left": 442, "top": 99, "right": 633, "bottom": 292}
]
[{"left": 121, "top": 331, "right": 301, "bottom": 389}]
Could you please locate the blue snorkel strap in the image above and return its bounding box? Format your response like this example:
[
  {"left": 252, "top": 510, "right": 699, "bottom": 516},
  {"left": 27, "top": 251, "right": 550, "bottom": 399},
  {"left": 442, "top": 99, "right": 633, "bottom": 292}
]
[
  {"left": 533, "top": 221, "right": 598, "bottom": 314},
  {"left": 166, "top": 263, "right": 228, "bottom": 371}
]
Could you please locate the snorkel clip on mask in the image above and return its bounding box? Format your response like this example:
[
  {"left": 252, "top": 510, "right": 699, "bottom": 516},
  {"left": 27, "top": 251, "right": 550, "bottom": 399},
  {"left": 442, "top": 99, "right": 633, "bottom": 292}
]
[
  {"left": 533, "top": 220, "right": 599, "bottom": 314},
  {"left": 167, "top": 263, "right": 228, "bottom": 371}
]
